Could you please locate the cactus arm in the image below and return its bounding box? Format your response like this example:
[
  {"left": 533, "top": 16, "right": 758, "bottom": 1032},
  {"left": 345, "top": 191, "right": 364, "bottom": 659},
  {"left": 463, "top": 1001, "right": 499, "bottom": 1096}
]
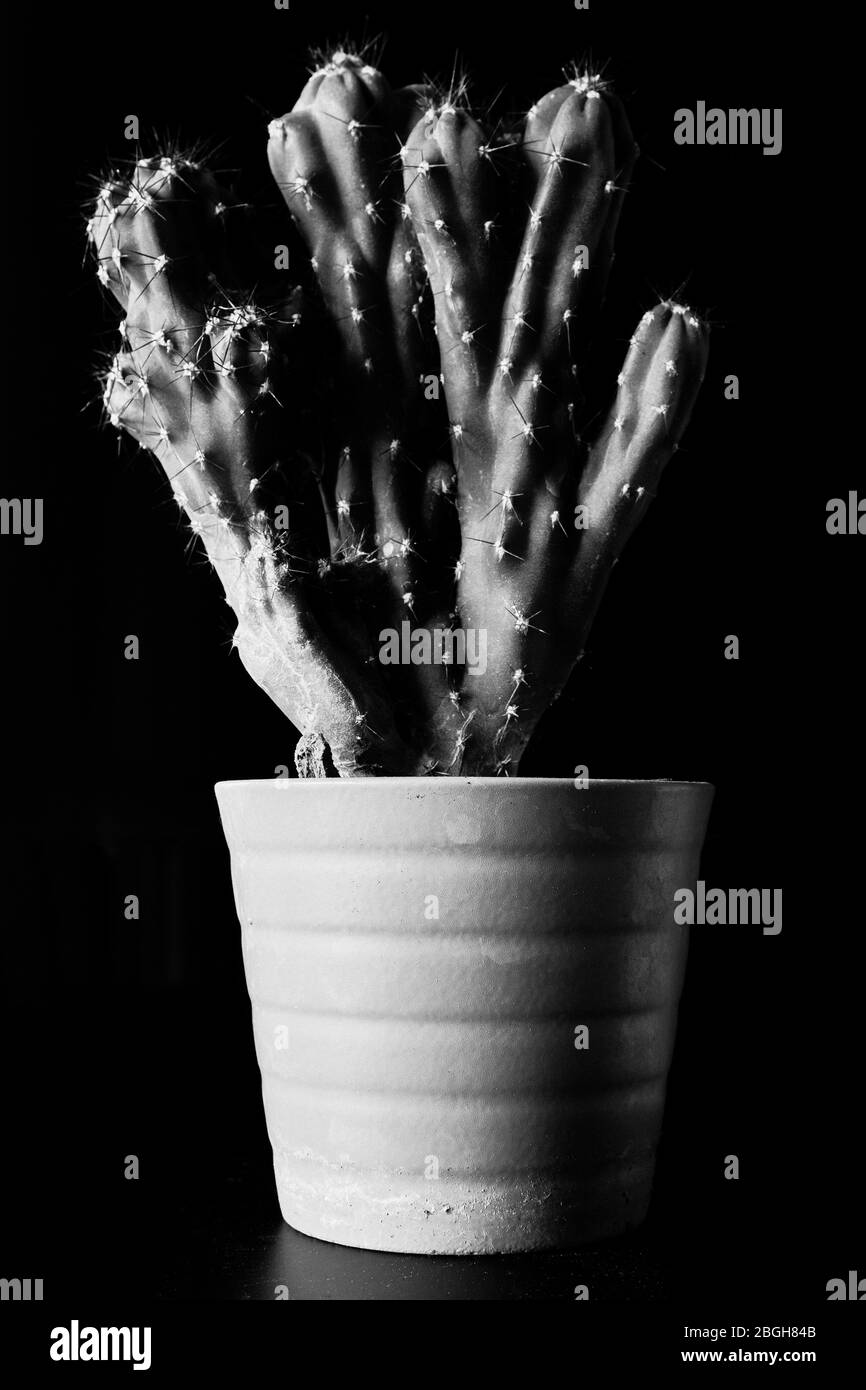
[
  {"left": 565, "top": 301, "right": 711, "bottom": 635},
  {"left": 267, "top": 56, "right": 465, "bottom": 760},
  {"left": 91, "top": 155, "right": 424, "bottom": 775}
]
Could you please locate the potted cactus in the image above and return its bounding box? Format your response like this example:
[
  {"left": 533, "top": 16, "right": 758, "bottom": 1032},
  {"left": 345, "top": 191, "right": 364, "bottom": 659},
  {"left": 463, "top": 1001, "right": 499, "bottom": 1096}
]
[{"left": 90, "top": 50, "right": 714, "bottom": 1254}]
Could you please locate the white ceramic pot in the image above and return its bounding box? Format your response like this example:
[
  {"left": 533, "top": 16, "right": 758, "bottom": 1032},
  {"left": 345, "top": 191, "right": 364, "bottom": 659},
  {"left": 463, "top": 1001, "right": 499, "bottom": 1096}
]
[{"left": 215, "top": 777, "right": 714, "bottom": 1254}]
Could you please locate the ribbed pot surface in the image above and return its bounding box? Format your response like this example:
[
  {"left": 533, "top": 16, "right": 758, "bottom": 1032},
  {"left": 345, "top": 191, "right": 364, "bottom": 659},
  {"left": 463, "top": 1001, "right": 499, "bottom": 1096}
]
[{"left": 215, "top": 778, "right": 713, "bottom": 1254}]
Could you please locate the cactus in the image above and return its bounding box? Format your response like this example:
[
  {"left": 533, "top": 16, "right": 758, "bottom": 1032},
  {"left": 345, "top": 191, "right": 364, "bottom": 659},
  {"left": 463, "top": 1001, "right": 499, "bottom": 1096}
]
[{"left": 89, "top": 52, "right": 709, "bottom": 777}]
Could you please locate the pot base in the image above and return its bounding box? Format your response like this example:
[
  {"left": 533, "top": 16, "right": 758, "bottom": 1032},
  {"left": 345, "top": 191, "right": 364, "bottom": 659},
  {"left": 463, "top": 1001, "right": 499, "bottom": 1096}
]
[{"left": 272, "top": 1150, "right": 653, "bottom": 1255}]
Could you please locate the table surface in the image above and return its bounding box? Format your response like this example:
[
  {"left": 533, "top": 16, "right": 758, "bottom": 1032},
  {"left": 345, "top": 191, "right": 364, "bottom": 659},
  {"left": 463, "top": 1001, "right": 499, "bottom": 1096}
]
[{"left": 156, "top": 1158, "right": 667, "bottom": 1302}]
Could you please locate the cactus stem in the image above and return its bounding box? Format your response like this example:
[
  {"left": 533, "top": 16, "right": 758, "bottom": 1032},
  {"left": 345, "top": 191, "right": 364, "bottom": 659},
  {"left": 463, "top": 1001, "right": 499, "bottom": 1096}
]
[{"left": 93, "top": 61, "right": 709, "bottom": 778}]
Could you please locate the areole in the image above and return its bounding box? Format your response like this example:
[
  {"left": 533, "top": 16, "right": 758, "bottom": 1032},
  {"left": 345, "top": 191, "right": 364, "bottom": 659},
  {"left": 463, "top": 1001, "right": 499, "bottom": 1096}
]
[{"left": 216, "top": 777, "right": 714, "bottom": 1254}]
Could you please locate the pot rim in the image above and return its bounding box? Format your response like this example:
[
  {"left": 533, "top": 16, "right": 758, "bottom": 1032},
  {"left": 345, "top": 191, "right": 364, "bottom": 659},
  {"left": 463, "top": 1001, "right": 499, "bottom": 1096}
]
[{"left": 216, "top": 776, "right": 714, "bottom": 790}]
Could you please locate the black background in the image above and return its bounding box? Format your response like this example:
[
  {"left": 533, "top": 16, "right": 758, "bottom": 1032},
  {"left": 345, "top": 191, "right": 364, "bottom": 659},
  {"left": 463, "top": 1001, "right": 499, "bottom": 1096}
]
[{"left": 2, "top": 0, "right": 860, "bottom": 1312}]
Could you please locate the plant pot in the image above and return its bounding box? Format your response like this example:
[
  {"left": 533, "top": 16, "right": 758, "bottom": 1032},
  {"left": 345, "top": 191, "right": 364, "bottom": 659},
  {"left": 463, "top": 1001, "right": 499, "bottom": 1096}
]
[{"left": 215, "top": 777, "right": 714, "bottom": 1255}]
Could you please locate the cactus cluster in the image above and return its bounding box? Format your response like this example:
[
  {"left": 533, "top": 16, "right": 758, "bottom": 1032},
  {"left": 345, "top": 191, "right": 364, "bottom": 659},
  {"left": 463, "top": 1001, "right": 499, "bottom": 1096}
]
[{"left": 89, "top": 50, "right": 709, "bottom": 777}]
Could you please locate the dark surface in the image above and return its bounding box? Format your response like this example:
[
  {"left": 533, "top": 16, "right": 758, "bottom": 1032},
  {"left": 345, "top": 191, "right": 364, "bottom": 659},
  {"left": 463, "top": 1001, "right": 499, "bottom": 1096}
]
[
  {"left": 2, "top": 0, "right": 860, "bottom": 1309},
  {"left": 154, "top": 1154, "right": 668, "bottom": 1302}
]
